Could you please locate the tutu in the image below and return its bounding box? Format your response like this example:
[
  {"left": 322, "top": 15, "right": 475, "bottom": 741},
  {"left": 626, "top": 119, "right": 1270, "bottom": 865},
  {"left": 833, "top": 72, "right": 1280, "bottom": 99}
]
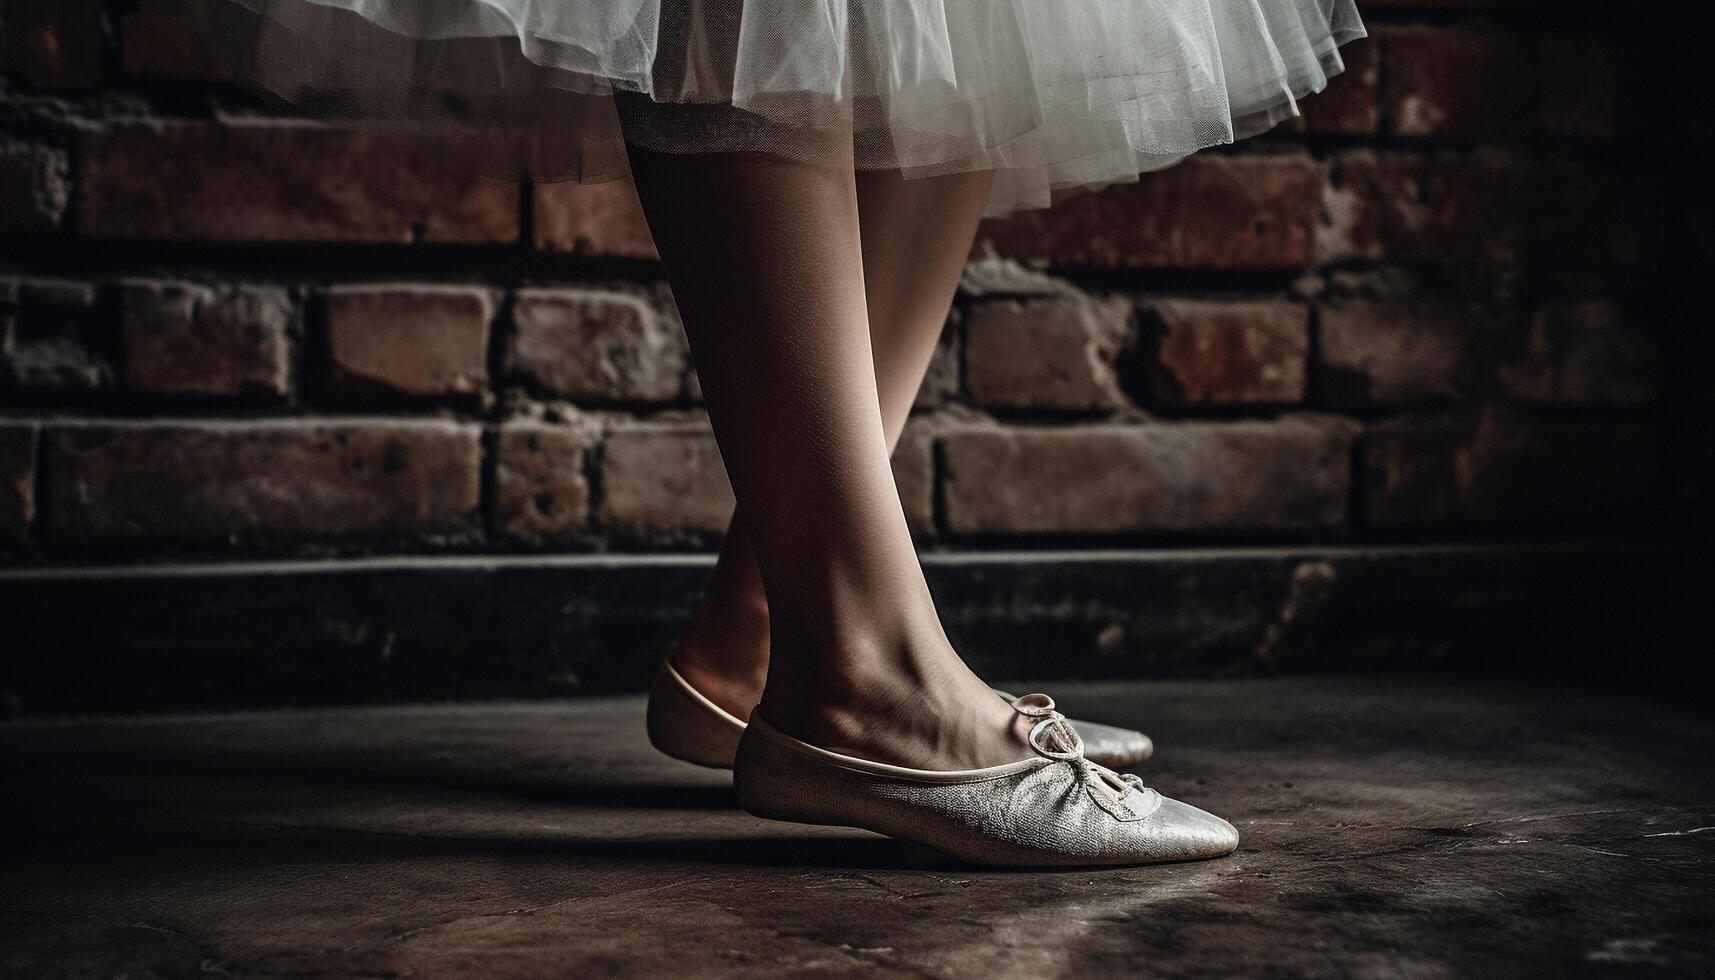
[{"left": 192, "top": 0, "right": 1365, "bottom": 216}]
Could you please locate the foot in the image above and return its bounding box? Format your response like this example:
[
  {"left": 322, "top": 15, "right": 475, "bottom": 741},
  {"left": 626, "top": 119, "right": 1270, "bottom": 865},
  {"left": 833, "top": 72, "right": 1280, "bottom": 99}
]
[
  {"left": 668, "top": 590, "right": 771, "bottom": 723},
  {"left": 667, "top": 592, "right": 1151, "bottom": 771},
  {"left": 757, "top": 630, "right": 1036, "bottom": 771},
  {"left": 735, "top": 693, "right": 1238, "bottom": 867}
]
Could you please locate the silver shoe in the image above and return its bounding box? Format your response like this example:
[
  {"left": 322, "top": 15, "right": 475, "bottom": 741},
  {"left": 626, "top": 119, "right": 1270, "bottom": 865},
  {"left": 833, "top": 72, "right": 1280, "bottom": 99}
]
[
  {"left": 647, "top": 660, "right": 1153, "bottom": 770},
  {"left": 991, "top": 688, "right": 1153, "bottom": 767},
  {"left": 733, "top": 692, "right": 1237, "bottom": 867},
  {"left": 645, "top": 660, "right": 748, "bottom": 769}
]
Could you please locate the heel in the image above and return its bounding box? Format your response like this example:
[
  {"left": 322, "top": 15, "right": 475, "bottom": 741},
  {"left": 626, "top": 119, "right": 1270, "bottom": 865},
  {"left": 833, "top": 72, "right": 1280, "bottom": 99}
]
[
  {"left": 732, "top": 723, "right": 813, "bottom": 824},
  {"left": 645, "top": 661, "right": 747, "bottom": 769},
  {"left": 732, "top": 714, "right": 865, "bottom": 828}
]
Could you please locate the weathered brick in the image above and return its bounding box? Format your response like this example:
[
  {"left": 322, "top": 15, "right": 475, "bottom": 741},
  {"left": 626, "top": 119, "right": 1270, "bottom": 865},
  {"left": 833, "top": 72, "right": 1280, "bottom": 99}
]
[
  {"left": 1148, "top": 300, "right": 1308, "bottom": 406},
  {"left": 1297, "top": 38, "right": 1380, "bottom": 135},
  {"left": 1318, "top": 304, "right": 1488, "bottom": 405},
  {"left": 1364, "top": 410, "right": 1661, "bottom": 527},
  {"left": 964, "top": 294, "right": 1131, "bottom": 410},
  {"left": 1500, "top": 301, "right": 1654, "bottom": 403},
  {"left": 1538, "top": 36, "right": 1618, "bottom": 139},
  {"left": 599, "top": 421, "right": 734, "bottom": 534},
  {"left": 1318, "top": 150, "right": 1530, "bottom": 265},
  {"left": 943, "top": 417, "right": 1358, "bottom": 534},
  {"left": 79, "top": 121, "right": 518, "bottom": 243},
  {"left": 12, "top": 279, "right": 96, "bottom": 308},
  {"left": 958, "top": 257, "right": 1071, "bottom": 298},
  {"left": 1317, "top": 153, "right": 1396, "bottom": 263},
  {"left": 977, "top": 156, "right": 1321, "bottom": 270},
  {"left": 0, "top": 278, "right": 111, "bottom": 391},
  {"left": 3, "top": 0, "right": 105, "bottom": 89},
  {"left": 121, "top": 281, "right": 292, "bottom": 398},
  {"left": 493, "top": 419, "right": 597, "bottom": 542},
  {"left": 1385, "top": 28, "right": 1535, "bottom": 138},
  {"left": 0, "top": 140, "right": 70, "bottom": 235},
  {"left": 45, "top": 419, "right": 481, "bottom": 544},
  {"left": 509, "top": 289, "right": 686, "bottom": 402},
  {"left": 893, "top": 417, "right": 936, "bottom": 535},
  {"left": 325, "top": 285, "right": 492, "bottom": 398},
  {"left": 1530, "top": 157, "right": 1639, "bottom": 270},
  {"left": 532, "top": 179, "right": 658, "bottom": 259},
  {"left": 0, "top": 422, "right": 39, "bottom": 543},
  {"left": 121, "top": 0, "right": 247, "bottom": 81},
  {"left": 913, "top": 330, "right": 961, "bottom": 408}
]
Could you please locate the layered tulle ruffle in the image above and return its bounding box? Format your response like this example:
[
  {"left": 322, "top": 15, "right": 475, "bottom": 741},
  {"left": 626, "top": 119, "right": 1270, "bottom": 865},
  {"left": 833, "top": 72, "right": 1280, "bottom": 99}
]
[{"left": 201, "top": 0, "right": 1366, "bottom": 215}]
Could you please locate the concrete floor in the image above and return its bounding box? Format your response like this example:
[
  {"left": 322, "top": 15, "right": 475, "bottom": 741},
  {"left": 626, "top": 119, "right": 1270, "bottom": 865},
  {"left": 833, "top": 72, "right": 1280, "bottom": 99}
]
[{"left": 2, "top": 678, "right": 1712, "bottom": 978}]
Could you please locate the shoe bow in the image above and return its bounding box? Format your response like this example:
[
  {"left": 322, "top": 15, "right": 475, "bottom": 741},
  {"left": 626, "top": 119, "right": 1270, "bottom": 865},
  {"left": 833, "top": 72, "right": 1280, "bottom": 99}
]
[{"left": 1010, "top": 693, "right": 1151, "bottom": 820}]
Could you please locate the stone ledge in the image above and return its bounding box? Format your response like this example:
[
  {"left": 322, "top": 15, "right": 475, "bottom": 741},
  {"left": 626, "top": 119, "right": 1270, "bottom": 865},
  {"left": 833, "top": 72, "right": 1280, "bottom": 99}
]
[{"left": 0, "top": 541, "right": 1685, "bottom": 715}]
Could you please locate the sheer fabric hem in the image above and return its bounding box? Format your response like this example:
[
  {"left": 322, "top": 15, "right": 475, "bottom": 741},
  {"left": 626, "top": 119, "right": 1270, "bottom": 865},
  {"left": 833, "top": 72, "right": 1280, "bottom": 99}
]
[{"left": 190, "top": 0, "right": 1367, "bottom": 216}]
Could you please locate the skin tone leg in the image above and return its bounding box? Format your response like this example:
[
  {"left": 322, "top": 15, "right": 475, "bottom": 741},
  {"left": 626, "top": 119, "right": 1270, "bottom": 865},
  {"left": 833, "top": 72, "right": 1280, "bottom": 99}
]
[
  {"left": 669, "top": 166, "right": 996, "bottom": 722},
  {"left": 625, "top": 140, "right": 1026, "bottom": 770}
]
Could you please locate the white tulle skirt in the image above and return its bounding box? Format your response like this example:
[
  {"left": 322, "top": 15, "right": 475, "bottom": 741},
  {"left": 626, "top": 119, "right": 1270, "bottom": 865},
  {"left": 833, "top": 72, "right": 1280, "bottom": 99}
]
[{"left": 202, "top": 0, "right": 1366, "bottom": 216}]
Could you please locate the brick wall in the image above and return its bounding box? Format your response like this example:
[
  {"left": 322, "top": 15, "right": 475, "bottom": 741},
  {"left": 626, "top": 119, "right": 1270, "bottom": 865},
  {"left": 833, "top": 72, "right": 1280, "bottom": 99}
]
[{"left": 0, "top": 0, "right": 1695, "bottom": 567}]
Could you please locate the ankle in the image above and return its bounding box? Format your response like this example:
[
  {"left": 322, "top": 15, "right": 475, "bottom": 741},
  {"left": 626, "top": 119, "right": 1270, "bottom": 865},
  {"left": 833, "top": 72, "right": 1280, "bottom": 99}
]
[
  {"left": 756, "top": 630, "right": 1032, "bottom": 769},
  {"left": 698, "top": 575, "right": 770, "bottom": 623},
  {"left": 756, "top": 627, "right": 971, "bottom": 740},
  {"left": 669, "top": 586, "right": 773, "bottom": 718}
]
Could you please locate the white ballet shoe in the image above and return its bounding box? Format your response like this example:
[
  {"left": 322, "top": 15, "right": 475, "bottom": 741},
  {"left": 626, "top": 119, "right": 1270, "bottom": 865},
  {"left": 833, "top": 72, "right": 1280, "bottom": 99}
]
[
  {"left": 990, "top": 688, "right": 1153, "bottom": 767},
  {"left": 645, "top": 659, "right": 748, "bottom": 769},
  {"left": 733, "top": 693, "right": 1238, "bottom": 867},
  {"left": 646, "top": 661, "right": 1153, "bottom": 770}
]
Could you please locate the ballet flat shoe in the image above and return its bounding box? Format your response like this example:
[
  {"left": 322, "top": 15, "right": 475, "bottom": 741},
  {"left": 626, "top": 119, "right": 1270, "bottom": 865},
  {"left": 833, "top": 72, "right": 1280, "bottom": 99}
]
[
  {"left": 647, "top": 661, "right": 1153, "bottom": 770},
  {"left": 733, "top": 693, "right": 1238, "bottom": 867},
  {"left": 646, "top": 659, "right": 748, "bottom": 769},
  {"left": 991, "top": 689, "right": 1153, "bottom": 767}
]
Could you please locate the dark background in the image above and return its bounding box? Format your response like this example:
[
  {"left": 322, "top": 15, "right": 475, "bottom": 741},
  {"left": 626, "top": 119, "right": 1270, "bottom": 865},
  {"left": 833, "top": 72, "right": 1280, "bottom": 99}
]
[{"left": 1, "top": 0, "right": 1708, "bottom": 714}]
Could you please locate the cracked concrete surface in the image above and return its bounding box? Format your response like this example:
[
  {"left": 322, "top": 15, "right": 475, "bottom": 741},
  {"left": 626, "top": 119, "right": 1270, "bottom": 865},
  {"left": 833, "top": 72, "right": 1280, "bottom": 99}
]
[{"left": 2, "top": 677, "right": 1712, "bottom": 977}]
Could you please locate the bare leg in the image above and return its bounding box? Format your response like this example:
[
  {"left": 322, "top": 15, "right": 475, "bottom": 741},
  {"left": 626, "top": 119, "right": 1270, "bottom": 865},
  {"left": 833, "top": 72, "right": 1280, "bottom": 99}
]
[
  {"left": 670, "top": 167, "right": 995, "bottom": 720},
  {"left": 626, "top": 141, "right": 1024, "bottom": 770},
  {"left": 858, "top": 167, "right": 995, "bottom": 439}
]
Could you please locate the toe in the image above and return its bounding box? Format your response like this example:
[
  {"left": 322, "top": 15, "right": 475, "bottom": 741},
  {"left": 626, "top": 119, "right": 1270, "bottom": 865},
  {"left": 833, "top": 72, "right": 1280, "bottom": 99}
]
[{"left": 1151, "top": 797, "right": 1241, "bottom": 860}]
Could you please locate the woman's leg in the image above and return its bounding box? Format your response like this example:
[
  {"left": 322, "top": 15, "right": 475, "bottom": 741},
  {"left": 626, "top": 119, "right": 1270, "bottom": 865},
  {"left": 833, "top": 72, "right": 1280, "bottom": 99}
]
[
  {"left": 857, "top": 167, "right": 996, "bottom": 438},
  {"left": 625, "top": 141, "right": 1023, "bottom": 770},
  {"left": 669, "top": 167, "right": 995, "bottom": 720}
]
